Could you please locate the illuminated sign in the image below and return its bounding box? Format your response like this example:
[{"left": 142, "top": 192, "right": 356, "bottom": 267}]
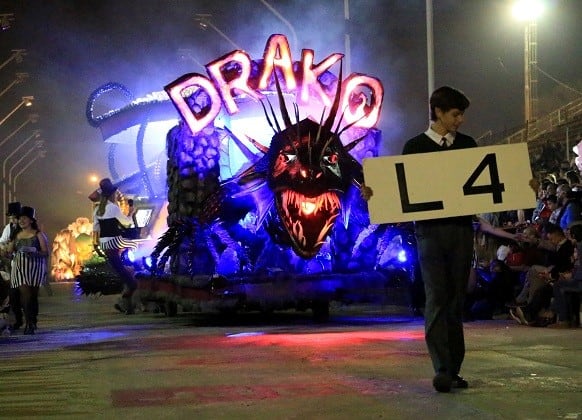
[{"left": 165, "top": 34, "right": 383, "bottom": 135}]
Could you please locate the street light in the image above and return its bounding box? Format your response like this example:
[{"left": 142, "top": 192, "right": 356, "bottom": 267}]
[
  {"left": 10, "top": 149, "right": 46, "bottom": 203},
  {"left": 512, "top": 0, "right": 544, "bottom": 125},
  {"left": 0, "top": 72, "right": 28, "bottom": 98},
  {"left": 194, "top": 14, "right": 241, "bottom": 50},
  {"left": 1, "top": 129, "right": 41, "bottom": 220},
  {"left": 0, "top": 113, "right": 38, "bottom": 149},
  {"left": 7, "top": 142, "right": 45, "bottom": 203},
  {"left": 0, "top": 96, "right": 34, "bottom": 126},
  {"left": 0, "top": 49, "right": 26, "bottom": 71}
]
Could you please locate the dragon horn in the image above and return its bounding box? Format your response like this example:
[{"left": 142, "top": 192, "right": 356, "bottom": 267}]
[
  {"left": 223, "top": 126, "right": 265, "bottom": 160},
  {"left": 344, "top": 134, "right": 368, "bottom": 152},
  {"left": 321, "top": 60, "right": 343, "bottom": 140},
  {"left": 263, "top": 96, "right": 282, "bottom": 133},
  {"left": 273, "top": 67, "right": 293, "bottom": 129}
]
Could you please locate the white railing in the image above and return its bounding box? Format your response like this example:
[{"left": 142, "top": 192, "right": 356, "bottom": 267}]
[{"left": 478, "top": 97, "right": 582, "bottom": 146}]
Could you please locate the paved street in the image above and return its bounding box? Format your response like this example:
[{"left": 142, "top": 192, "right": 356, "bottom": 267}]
[{"left": 0, "top": 282, "right": 581, "bottom": 419}]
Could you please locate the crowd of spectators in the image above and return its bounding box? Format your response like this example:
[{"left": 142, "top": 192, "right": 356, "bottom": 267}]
[{"left": 467, "top": 169, "right": 582, "bottom": 328}]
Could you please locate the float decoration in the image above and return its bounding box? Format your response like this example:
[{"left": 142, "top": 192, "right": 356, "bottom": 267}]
[{"left": 83, "top": 34, "right": 418, "bottom": 317}]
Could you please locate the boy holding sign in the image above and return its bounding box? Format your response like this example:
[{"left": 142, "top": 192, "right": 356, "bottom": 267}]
[
  {"left": 362, "top": 86, "right": 476, "bottom": 392},
  {"left": 402, "top": 86, "right": 476, "bottom": 393}
]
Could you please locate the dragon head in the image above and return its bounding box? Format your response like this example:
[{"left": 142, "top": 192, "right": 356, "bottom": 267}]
[{"left": 267, "top": 118, "right": 359, "bottom": 258}]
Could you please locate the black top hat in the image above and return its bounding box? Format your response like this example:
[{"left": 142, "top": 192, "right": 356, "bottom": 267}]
[
  {"left": 99, "top": 178, "right": 118, "bottom": 197},
  {"left": 6, "top": 202, "right": 21, "bottom": 216},
  {"left": 19, "top": 206, "right": 36, "bottom": 221}
]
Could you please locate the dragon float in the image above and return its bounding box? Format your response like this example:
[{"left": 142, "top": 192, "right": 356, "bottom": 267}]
[{"left": 81, "top": 35, "right": 419, "bottom": 318}]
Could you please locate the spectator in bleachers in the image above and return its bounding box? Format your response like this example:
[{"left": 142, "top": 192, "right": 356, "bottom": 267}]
[
  {"left": 555, "top": 177, "right": 569, "bottom": 188},
  {"left": 558, "top": 188, "right": 582, "bottom": 231},
  {"left": 533, "top": 182, "right": 556, "bottom": 227},
  {"left": 546, "top": 194, "right": 562, "bottom": 226},
  {"left": 565, "top": 169, "right": 581, "bottom": 189}
]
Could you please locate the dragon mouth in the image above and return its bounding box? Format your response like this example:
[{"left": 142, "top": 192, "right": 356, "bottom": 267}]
[{"left": 277, "top": 189, "right": 340, "bottom": 258}]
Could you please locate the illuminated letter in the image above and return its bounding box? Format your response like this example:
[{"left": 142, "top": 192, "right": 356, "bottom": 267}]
[
  {"left": 164, "top": 73, "right": 222, "bottom": 134},
  {"left": 206, "top": 50, "right": 261, "bottom": 114},
  {"left": 299, "top": 50, "right": 343, "bottom": 106},
  {"left": 257, "top": 34, "right": 297, "bottom": 91},
  {"left": 340, "top": 74, "right": 384, "bottom": 128}
]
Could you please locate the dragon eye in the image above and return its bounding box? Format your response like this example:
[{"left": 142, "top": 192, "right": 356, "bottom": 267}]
[
  {"left": 283, "top": 154, "right": 297, "bottom": 162},
  {"left": 324, "top": 153, "right": 338, "bottom": 165}
]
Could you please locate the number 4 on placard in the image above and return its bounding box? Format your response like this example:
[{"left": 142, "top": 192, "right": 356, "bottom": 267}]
[
  {"left": 397, "top": 152, "right": 505, "bottom": 213},
  {"left": 463, "top": 153, "right": 505, "bottom": 204}
]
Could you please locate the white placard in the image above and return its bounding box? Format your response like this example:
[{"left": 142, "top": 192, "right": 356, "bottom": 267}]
[{"left": 363, "top": 143, "right": 536, "bottom": 224}]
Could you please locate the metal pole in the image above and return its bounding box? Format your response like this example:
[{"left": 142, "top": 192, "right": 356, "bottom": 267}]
[
  {"left": 0, "top": 96, "right": 33, "bottom": 126},
  {"left": 344, "top": 0, "right": 351, "bottom": 75},
  {"left": 0, "top": 49, "right": 26, "bottom": 72},
  {"left": 0, "top": 115, "right": 36, "bottom": 149},
  {"left": 426, "top": 0, "right": 434, "bottom": 106},
  {"left": 566, "top": 126, "right": 570, "bottom": 163},
  {"left": 0, "top": 72, "right": 27, "bottom": 98},
  {"left": 524, "top": 23, "right": 531, "bottom": 125},
  {"left": 194, "top": 14, "right": 241, "bottom": 50},
  {"left": 0, "top": 100, "right": 25, "bottom": 127},
  {"left": 1, "top": 131, "right": 41, "bottom": 222},
  {"left": 11, "top": 153, "right": 43, "bottom": 203},
  {"left": 8, "top": 146, "right": 38, "bottom": 187},
  {"left": 524, "top": 20, "right": 538, "bottom": 129}
]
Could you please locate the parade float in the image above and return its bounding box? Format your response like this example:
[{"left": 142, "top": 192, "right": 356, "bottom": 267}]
[{"left": 77, "top": 34, "right": 420, "bottom": 319}]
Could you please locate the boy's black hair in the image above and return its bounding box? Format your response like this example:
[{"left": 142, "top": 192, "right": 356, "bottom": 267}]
[{"left": 429, "top": 86, "right": 470, "bottom": 121}]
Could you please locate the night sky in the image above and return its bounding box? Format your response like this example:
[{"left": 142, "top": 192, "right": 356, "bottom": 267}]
[{"left": 0, "top": 0, "right": 580, "bottom": 240}]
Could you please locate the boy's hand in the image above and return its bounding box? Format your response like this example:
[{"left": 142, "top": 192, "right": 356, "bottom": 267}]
[{"left": 360, "top": 185, "right": 374, "bottom": 201}]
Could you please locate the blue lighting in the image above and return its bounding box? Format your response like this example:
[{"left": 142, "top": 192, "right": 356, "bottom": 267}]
[
  {"left": 397, "top": 250, "right": 407, "bottom": 263},
  {"left": 142, "top": 255, "right": 153, "bottom": 270},
  {"left": 120, "top": 249, "right": 135, "bottom": 265}
]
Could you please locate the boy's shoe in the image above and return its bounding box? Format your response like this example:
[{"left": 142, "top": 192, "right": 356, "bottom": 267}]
[
  {"left": 433, "top": 372, "right": 452, "bottom": 393},
  {"left": 452, "top": 375, "right": 469, "bottom": 389}
]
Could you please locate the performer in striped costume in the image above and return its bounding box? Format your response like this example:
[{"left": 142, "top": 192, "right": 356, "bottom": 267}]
[
  {"left": 8, "top": 206, "right": 49, "bottom": 334},
  {"left": 92, "top": 178, "right": 137, "bottom": 314}
]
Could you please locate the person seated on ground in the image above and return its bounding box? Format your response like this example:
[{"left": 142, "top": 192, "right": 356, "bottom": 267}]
[
  {"left": 544, "top": 223, "right": 582, "bottom": 328},
  {"left": 510, "top": 223, "right": 575, "bottom": 326},
  {"left": 513, "top": 223, "right": 573, "bottom": 304},
  {"left": 487, "top": 245, "right": 521, "bottom": 314},
  {"left": 466, "top": 245, "right": 520, "bottom": 320},
  {"left": 473, "top": 212, "right": 503, "bottom": 268},
  {"left": 510, "top": 226, "right": 548, "bottom": 270},
  {"left": 465, "top": 221, "right": 520, "bottom": 320},
  {"left": 503, "top": 227, "right": 549, "bottom": 300}
]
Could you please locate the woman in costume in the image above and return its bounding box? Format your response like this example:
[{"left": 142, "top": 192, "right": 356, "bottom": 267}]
[
  {"left": 8, "top": 206, "right": 49, "bottom": 334},
  {"left": 92, "top": 178, "right": 138, "bottom": 314}
]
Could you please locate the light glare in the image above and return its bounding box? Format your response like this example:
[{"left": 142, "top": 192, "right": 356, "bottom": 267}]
[{"left": 512, "top": 0, "right": 544, "bottom": 21}]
